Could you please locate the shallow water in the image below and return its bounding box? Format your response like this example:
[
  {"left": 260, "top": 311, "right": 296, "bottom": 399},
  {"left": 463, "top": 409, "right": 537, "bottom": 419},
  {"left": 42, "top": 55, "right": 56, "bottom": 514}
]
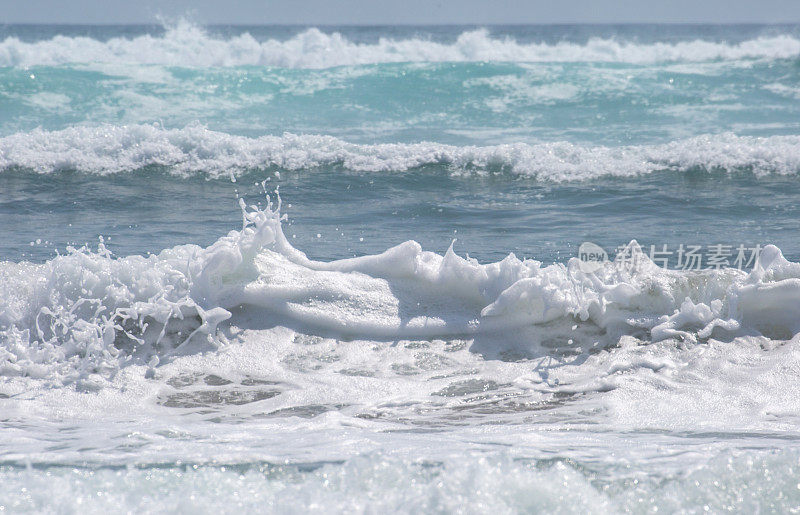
[{"left": 3, "top": 22, "right": 800, "bottom": 513}]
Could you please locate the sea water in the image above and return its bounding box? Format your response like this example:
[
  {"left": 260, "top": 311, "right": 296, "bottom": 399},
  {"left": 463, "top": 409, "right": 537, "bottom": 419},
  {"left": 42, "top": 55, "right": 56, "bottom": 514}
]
[{"left": 2, "top": 22, "right": 800, "bottom": 513}]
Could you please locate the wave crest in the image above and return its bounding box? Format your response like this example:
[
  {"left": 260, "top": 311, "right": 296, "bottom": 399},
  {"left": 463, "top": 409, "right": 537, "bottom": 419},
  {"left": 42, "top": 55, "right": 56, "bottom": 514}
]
[
  {"left": 1, "top": 124, "right": 799, "bottom": 181},
  {"left": 2, "top": 195, "right": 800, "bottom": 384},
  {"left": 2, "top": 22, "right": 799, "bottom": 67}
]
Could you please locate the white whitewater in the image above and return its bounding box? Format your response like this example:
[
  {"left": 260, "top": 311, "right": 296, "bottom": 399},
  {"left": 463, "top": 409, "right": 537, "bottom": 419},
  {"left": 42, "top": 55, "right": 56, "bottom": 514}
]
[
  {"left": 2, "top": 124, "right": 800, "bottom": 180},
  {"left": 2, "top": 22, "right": 800, "bottom": 68}
]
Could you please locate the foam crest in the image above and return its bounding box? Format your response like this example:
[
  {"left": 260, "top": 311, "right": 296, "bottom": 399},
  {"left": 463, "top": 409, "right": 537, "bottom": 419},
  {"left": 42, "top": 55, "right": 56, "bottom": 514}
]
[
  {"left": 2, "top": 124, "right": 800, "bottom": 180},
  {"left": 1, "top": 22, "right": 799, "bottom": 67},
  {"left": 0, "top": 196, "right": 283, "bottom": 383},
  {"left": 2, "top": 197, "right": 800, "bottom": 385}
]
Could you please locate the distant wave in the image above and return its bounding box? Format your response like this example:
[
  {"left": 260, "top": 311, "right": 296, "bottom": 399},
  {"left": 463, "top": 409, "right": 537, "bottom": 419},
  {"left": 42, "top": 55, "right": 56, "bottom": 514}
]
[
  {"left": 1, "top": 21, "right": 799, "bottom": 67},
  {"left": 1, "top": 124, "right": 799, "bottom": 181}
]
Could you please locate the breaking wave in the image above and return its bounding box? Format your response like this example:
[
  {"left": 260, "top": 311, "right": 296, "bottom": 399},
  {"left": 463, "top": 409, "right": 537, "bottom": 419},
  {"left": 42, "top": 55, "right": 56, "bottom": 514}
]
[
  {"left": 2, "top": 22, "right": 799, "bottom": 68},
  {"left": 2, "top": 124, "right": 800, "bottom": 181},
  {"left": 2, "top": 195, "right": 799, "bottom": 384}
]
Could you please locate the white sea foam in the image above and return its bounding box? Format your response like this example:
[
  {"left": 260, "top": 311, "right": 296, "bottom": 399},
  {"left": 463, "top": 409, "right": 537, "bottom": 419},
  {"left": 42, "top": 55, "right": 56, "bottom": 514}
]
[
  {"left": 4, "top": 195, "right": 800, "bottom": 514},
  {"left": 4, "top": 450, "right": 798, "bottom": 513},
  {"left": 1, "top": 22, "right": 799, "bottom": 68},
  {"left": 764, "top": 82, "right": 800, "bottom": 99},
  {"left": 2, "top": 195, "right": 800, "bottom": 386},
  {"left": 2, "top": 124, "right": 800, "bottom": 180}
]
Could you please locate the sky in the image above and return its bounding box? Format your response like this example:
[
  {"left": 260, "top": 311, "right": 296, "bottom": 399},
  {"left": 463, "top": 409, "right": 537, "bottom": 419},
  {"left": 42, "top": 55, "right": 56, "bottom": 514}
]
[{"left": 2, "top": 0, "right": 799, "bottom": 25}]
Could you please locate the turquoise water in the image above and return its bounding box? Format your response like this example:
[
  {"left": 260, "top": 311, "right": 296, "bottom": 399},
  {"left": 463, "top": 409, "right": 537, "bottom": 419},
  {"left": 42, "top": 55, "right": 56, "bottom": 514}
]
[{"left": 3, "top": 22, "right": 800, "bottom": 513}]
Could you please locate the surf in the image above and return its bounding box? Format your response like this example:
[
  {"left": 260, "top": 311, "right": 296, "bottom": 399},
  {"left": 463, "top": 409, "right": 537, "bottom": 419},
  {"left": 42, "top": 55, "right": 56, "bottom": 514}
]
[
  {"left": 2, "top": 124, "right": 800, "bottom": 180},
  {"left": 2, "top": 194, "right": 799, "bottom": 386},
  {"left": 2, "top": 21, "right": 800, "bottom": 68}
]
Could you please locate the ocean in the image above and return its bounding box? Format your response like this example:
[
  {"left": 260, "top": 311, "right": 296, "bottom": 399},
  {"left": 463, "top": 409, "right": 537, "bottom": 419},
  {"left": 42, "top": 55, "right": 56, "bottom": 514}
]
[{"left": 2, "top": 21, "right": 800, "bottom": 513}]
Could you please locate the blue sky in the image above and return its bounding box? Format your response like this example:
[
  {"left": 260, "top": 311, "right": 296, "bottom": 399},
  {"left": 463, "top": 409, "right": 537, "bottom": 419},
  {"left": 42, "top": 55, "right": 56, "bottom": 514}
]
[{"left": 3, "top": 0, "right": 799, "bottom": 24}]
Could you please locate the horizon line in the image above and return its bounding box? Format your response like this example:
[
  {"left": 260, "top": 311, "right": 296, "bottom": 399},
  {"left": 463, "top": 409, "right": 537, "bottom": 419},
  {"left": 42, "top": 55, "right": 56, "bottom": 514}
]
[{"left": 2, "top": 21, "right": 800, "bottom": 27}]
